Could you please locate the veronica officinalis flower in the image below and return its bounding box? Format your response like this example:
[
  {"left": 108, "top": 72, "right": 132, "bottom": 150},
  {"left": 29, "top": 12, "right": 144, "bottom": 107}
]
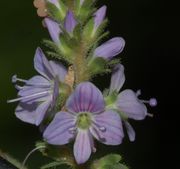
[
  {"left": 106, "top": 64, "right": 157, "bottom": 141},
  {"left": 8, "top": 48, "right": 67, "bottom": 126},
  {"left": 43, "top": 82, "right": 124, "bottom": 164}
]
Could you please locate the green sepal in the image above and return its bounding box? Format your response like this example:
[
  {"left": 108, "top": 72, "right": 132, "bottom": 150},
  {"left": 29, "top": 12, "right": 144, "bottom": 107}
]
[
  {"left": 40, "top": 161, "right": 73, "bottom": 169},
  {"left": 36, "top": 141, "right": 75, "bottom": 167},
  {"left": 42, "top": 39, "right": 73, "bottom": 64},
  {"left": 87, "top": 57, "right": 108, "bottom": 77},
  {"left": 92, "top": 19, "right": 109, "bottom": 40},
  {"left": 82, "top": 18, "right": 95, "bottom": 41},
  {"left": 105, "top": 91, "right": 118, "bottom": 106},
  {"left": 76, "top": 0, "right": 96, "bottom": 23},
  {"left": 91, "top": 154, "right": 122, "bottom": 169},
  {"left": 46, "top": 1, "right": 67, "bottom": 22}
]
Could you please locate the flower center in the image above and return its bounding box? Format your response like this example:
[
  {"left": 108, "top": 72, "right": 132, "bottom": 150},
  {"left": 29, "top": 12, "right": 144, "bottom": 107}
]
[{"left": 76, "top": 113, "right": 92, "bottom": 130}]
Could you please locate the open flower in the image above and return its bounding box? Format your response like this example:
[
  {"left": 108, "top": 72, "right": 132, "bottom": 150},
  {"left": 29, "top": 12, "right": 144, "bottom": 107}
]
[
  {"left": 94, "top": 37, "right": 125, "bottom": 60},
  {"left": 8, "top": 48, "right": 67, "bottom": 126},
  {"left": 43, "top": 82, "right": 124, "bottom": 164},
  {"left": 107, "top": 64, "right": 157, "bottom": 141}
]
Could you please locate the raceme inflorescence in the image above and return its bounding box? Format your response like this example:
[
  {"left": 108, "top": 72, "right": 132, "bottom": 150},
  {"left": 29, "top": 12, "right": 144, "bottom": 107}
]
[{"left": 8, "top": 0, "right": 157, "bottom": 169}]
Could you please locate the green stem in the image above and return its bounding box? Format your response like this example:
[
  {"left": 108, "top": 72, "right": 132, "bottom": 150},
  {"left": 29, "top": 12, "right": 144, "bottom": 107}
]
[{"left": 74, "top": 41, "right": 89, "bottom": 84}]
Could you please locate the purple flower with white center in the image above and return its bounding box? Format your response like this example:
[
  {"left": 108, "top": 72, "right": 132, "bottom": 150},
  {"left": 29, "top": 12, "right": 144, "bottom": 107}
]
[
  {"left": 44, "top": 17, "right": 62, "bottom": 44},
  {"left": 43, "top": 82, "right": 124, "bottom": 164},
  {"left": 64, "top": 11, "right": 77, "bottom": 34},
  {"left": 94, "top": 37, "right": 125, "bottom": 60},
  {"left": 107, "top": 64, "right": 157, "bottom": 141},
  {"left": 7, "top": 48, "right": 67, "bottom": 126}
]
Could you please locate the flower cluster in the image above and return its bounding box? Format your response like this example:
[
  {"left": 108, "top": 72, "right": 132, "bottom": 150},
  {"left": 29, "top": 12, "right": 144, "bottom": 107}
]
[{"left": 8, "top": 0, "right": 157, "bottom": 167}]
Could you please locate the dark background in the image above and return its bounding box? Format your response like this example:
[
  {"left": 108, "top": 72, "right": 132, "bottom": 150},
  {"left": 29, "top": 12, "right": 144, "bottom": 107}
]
[{"left": 0, "top": 0, "right": 179, "bottom": 169}]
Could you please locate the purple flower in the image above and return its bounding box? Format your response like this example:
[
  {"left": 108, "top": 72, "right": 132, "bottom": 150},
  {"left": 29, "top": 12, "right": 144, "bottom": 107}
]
[
  {"left": 44, "top": 18, "right": 62, "bottom": 44},
  {"left": 64, "top": 11, "right": 77, "bottom": 34},
  {"left": 94, "top": 5, "right": 107, "bottom": 29},
  {"left": 44, "top": 11, "right": 77, "bottom": 43},
  {"left": 94, "top": 37, "right": 125, "bottom": 60},
  {"left": 8, "top": 48, "right": 67, "bottom": 126},
  {"left": 108, "top": 64, "right": 157, "bottom": 141},
  {"left": 43, "top": 82, "right": 124, "bottom": 164}
]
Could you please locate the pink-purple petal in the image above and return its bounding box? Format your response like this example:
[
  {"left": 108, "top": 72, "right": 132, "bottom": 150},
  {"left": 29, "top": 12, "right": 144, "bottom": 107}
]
[
  {"left": 43, "top": 112, "right": 75, "bottom": 145},
  {"left": 110, "top": 64, "right": 125, "bottom": 93},
  {"left": 44, "top": 18, "right": 61, "bottom": 44},
  {"left": 74, "top": 130, "right": 92, "bottom": 164},
  {"left": 91, "top": 110, "right": 124, "bottom": 145},
  {"left": 34, "top": 48, "right": 54, "bottom": 79},
  {"left": 49, "top": 60, "right": 67, "bottom": 82},
  {"left": 124, "top": 121, "right": 135, "bottom": 142},
  {"left": 64, "top": 11, "right": 77, "bottom": 33},
  {"left": 117, "top": 89, "right": 148, "bottom": 120},
  {"left": 94, "top": 37, "right": 125, "bottom": 60},
  {"left": 66, "top": 82, "right": 105, "bottom": 113}
]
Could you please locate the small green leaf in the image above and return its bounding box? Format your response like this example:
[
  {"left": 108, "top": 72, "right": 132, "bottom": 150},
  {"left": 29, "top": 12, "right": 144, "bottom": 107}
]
[{"left": 87, "top": 57, "right": 108, "bottom": 76}]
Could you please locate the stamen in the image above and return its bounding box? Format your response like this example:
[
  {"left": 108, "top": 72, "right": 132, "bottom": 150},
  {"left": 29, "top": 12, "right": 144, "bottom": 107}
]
[
  {"left": 12, "top": 75, "right": 27, "bottom": 83},
  {"left": 21, "top": 146, "right": 45, "bottom": 169},
  {"left": 15, "top": 85, "right": 24, "bottom": 90},
  {"left": 142, "top": 98, "right": 157, "bottom": 107},
  {"left": 149, "top": 98, "right": 157, "bottom": 107},
  {"left": 147, "top": 113, "right": 154, "bottom": 118},
  {"left": 99, "top": 126, "right": 106, "bottom": 132},
  {"left": 92, "top": 147, "right": 97, "bottom": 153},
  {"left": 68, "top": 127, "right": 77, "bottom": 134},
  {"left": 136, "top": 90, "right": 141, "bottom": 97},
  {"left": 7, "top": 91, "right": 50, "bottom": 103},
  {"left": 92, "top": 124, "right": 106, "bottom": 142}
]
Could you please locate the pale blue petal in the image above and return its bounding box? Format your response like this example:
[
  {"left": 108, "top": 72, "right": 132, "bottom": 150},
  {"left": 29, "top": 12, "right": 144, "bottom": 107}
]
[
  {"left": 44, "top": 18, "right": 61, "bottom": 44},
  {"left": 49, "top": 60, "right": 67, "bottom": 82},
  {"left": 124, "top": 121, "right": 135, "bottom": 142},
  {"left": 66, "top": 82, "right": 105, "bottom": 113},
  {"left": 34, "top": 48, "right": 54, "bottom": 79},
  {"left": 91, "top": 110, "right": 124, "bottom": 145},
  {"left": 110, "top": 64, "right": 125, "bottom": 93},
  {"left": 94, "top": 37, "right": 125, "bottom": 60},
  {"left": 64, "top": 11, "right": 77, "bottom": 33},
  {"left": 43, "top": 112, "right": 75, "bottom": 145},
  {"left": 117, "top": 89, "right": 147, "bottom": 120},
  {"left": 74, "top": 130, "right": 92, "bottom": 164},
  {"left": 94, "top": 6, "right": 107, "bottom": 28}
]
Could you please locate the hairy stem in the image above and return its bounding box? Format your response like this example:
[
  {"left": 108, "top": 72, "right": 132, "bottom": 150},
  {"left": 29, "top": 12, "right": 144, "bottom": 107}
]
[{"left": 74, "top": 41, "right": 89, "bottom": 84}]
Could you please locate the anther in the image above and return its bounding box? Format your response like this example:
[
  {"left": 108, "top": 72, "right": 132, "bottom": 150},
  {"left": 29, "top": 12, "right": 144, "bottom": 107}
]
[
  {"left": 99, "top": 126, "right": 106, "bottom": 132},
  {"left": 92, "top": 147, "right": 97, "bottom": 153},
  {"left": 12, "top": 75, "right": 27, "bottom": 83},
  {"left": 149, "top": 98, "right": 157, "bottom": 107},
  {"left": 136, "top": 90, "right": 141, "bottom": 97},
  {"left": 147, "top": 113, "right": 154, "bottom": 118},
  {"left": 142, "top": 98, "right": 157, "bottom": 107},
  {"left": 68, "top": 127, "right": 77, "bottom": 134},
  {"left": 15, "top": 85, "right": 24, "bottom": 90}
]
